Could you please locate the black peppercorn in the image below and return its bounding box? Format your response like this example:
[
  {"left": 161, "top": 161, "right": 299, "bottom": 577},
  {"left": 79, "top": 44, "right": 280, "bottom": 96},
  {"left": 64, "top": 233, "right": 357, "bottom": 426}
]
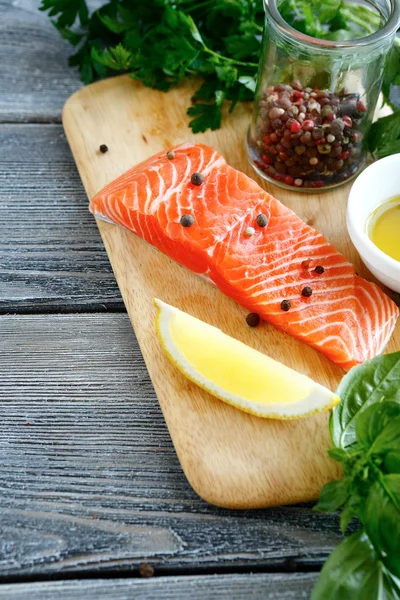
[
  {"left": 180, "top": 214, "right": 195, "bottom": 227},
  {"left": 191, "top": 172, "right": 204, "bottom": 186},
  {"left": 301, "top": 286, "right": 313, "bottom": 297},
  {"left": 315, "top": 265, "right": 325, "bottom": 274},
  {"left": 280, "top": 299, "right": 291, "bottom": 312},
  {"left": 246, "top": 313, "right": 260, "bottom": 327},
  {"left": 99, "top": 144, "right": 108, "bottom": 153},
  {"left": 256, "top": 214, "right": 269, "bottom": 228}
]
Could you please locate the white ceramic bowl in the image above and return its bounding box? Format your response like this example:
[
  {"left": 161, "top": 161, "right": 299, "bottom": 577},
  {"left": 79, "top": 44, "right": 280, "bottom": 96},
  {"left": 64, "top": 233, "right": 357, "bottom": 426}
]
[{"left": 347, "top": 154, "right": 400, "bottom": 293}]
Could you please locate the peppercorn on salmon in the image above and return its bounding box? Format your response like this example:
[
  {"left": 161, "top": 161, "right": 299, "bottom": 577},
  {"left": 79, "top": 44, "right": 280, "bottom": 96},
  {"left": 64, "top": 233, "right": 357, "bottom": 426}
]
[{"left": 89, "top": 143, "right": 398, "bottom": 370}]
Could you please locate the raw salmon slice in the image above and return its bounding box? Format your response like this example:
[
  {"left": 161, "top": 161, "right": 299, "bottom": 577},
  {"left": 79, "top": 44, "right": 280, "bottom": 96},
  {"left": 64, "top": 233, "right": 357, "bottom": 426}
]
[{"left": 89, "top": 143, "right": 398, "bottom": 370}]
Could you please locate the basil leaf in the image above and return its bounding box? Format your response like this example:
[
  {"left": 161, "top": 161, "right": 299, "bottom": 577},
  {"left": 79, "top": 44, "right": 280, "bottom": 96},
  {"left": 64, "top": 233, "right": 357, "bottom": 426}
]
[
  {"left": 311, "top": 530, "right": 400, "bottom": 600},
  {"left": 384, "top": 451, "right": 400, "bottom": 474},
  {"left": 340, "top": 495, "right": 362, "bottom": 534},
  {"left": 328, "top": 447, "right": 349, "bottom": 462},
  {"left": 370, "top": 417, "right": 400, "bottom": 456},
  {"left": 314, "top": 477, "right": 351, "bottom": 513},
  {"left": 355, "top": 401, "right": 400, "bottom": 452},
  {"left": 365, "top": 474, "right": 400, "bottom": 578},
  {"left": 330, "top": 352, "right": 400, "bottom": 450}
]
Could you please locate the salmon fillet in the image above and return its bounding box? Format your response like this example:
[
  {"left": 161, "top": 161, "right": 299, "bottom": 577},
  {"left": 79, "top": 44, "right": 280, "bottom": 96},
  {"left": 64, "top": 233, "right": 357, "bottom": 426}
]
[{"left": 90, "top": 143, "right": 398, "bottom": 370}]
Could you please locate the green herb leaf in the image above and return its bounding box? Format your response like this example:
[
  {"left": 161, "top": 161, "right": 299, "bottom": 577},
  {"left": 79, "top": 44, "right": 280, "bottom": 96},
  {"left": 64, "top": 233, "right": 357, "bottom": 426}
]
[
  {"left": 55, "top": 26, "right": 83, "bottom": 46},
  {"left": 39, "top": 0, "right": 89, "bottom": 27},
  {"left": 328, "top": 447, "right": 349, "bottom": 462},
  {"left": 187, "top": 90, "right": 226, "bottom": 133},
  {"left": 91, "top": 44, "right": 133, "bottom": 71},
  {"left": 192, "top": 79, "right": 220, "bottom": 102},
  {"left": 339, "top": 495, "right": 362, "bottom": 533},
  {"left": 370, "top": 417, "right": 400, "bottom": 456},
  {"left": 97, "top": 12, "right": 135, "bottom": 34},
  {"left": 384, "top": 451, "right": 400, "bottom": 474},
  {"left": 355, "top": 401, "right": 400, "bottom": 454},
  {"left": 314, "top": 477, "right": 351, "bottom": 513},
  {"left": 224, "top": 32, "right": 261, "bottom": 61},
  {"left": 315, "top": 0, "right": 341, "bottom": 25},
  {"left": 238, "top": 75, "right": 257, "bottom": 92},
  {"left": 40, "top": 0, "right": 400, "bottom": 137},
  {"left": 311, "top": 529, "right": 400, "bottom": 600},
  {"left": 365, "top": 474, "right": 400, "bottom": 578},
  {"left": 215, "top": 65, "right": 238, "bottom": 88},
  {"left": 369, "top": 111, "right": 400, "bottom": 158},
  {"left": 382, "top": 39, "right": 400, "bottom": 105},
  {"left": 330, "top": 352, "right": 400, "bottom": 450}
]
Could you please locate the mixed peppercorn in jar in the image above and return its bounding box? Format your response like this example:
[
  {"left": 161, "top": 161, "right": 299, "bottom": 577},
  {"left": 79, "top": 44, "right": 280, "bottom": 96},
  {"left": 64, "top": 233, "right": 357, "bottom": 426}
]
[
  {"left": 247, "top": 0, "right": 400, "bottom": 191},
  {"left": 251, "top": 81, "right": 366, "bottom": 189}
]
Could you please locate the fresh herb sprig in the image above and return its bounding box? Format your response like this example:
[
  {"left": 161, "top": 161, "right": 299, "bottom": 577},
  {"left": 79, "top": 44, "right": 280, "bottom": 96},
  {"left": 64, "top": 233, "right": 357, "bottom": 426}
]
[
  {"left": 312, "top": 352, "right": 400, "bottom": 599},
  {"left": 40, "top": 0, "right": 264, "bottom": 133},
  {"left": 40, "top": 0, "right": 399, "bottom": 142},
  {"left": 369, "top": 111, "right": 400, "bottom": 158}
]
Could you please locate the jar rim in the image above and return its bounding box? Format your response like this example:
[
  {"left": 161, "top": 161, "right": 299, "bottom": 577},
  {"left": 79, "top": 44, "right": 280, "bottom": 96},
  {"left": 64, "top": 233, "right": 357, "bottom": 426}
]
[{"left": 264, "top": 0, "right": 400, "bottom": 49}]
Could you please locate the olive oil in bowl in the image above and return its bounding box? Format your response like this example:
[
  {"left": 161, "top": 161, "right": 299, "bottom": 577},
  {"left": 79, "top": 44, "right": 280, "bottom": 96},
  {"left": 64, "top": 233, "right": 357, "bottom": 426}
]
[{"left": 368, "top": 196, "right": 400, "bottom": 262}]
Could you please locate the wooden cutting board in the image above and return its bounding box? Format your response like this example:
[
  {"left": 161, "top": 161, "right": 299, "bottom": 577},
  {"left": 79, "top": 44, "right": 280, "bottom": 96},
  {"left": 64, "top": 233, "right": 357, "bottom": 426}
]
[{"left": 63, "top": 75, "right": 399, "bottom": 509}]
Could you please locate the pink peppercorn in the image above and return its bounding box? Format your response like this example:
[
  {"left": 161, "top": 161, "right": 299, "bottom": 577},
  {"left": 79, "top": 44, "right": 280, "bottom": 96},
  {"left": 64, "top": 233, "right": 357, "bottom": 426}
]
[
  {"left": 356, "top": 101, "right": 367, "bottom": 112},
  {"left": 261, "top": 154, "right": 274, "bottom": 165},
  {"left": 290, "top": 121, "right": 301, "bottom": 133},
  {"left": 302, "top": 120, "right": 315, "bottom": 131},
  {"left": 342, "top": 115, "right": 353, "bottom": 128},
  {"left": 292, "top": 91, "right": 304, "bottom": 101},
  {"left": 263, "top": 136, "right": 273, "bottom": 147},
  {"left": 284, "top": 175, "right": 295, "bottom": 186}
]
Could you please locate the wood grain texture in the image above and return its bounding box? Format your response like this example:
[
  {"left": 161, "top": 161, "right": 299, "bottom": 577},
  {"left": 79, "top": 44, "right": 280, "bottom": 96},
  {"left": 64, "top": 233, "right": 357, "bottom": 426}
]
[
  {"left": 0, "top": 124, "right": 123, "bottom": 311},
  {"left": 0, "top": 314, "right": 347, "bottom": 576},
  {"left": 0, "top": 573, "right": 317, "bottom": 599},
  {"left": 0, "top": 0, "right": 99, "bottom": 123},
  {"left": 60, "top": 75, "right": 399, "bottom": 510}
]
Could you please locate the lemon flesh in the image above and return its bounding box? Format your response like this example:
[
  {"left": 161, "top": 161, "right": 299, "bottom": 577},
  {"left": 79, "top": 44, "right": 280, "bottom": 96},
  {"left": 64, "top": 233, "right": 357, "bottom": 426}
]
[{"left": 155, "top": 299, "right": 340, "bottom": 420}]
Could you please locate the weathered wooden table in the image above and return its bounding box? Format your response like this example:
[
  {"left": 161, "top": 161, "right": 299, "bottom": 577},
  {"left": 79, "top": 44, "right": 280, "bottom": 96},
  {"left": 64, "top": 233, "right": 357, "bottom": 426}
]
[{"left": 0, "top": 1, "right": 358, "bottom": 597}]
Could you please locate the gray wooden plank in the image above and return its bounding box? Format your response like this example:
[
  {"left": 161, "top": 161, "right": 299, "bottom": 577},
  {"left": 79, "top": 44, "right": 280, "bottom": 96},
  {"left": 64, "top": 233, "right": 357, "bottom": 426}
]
[
  {"left": 0, "top": 123, "right": 123, "bottom": 311},
  {"left": 0, "top": 0, "right": 99, "bottom": 122},
  {"left": 0, "top": 313, "right": 345, "bottom": 577},
  {"left": 0, "top": 573, "right": 317, "bottom": 599}
]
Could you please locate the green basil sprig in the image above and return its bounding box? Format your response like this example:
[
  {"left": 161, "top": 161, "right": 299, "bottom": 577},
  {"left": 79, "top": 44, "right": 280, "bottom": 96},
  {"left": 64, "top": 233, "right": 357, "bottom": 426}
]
[{"left": 312, "top": 352, "right": 400, "bottom": 599}]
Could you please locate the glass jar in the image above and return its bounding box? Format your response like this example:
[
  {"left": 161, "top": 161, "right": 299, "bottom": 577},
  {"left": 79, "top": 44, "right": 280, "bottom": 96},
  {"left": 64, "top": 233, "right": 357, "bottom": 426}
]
[{"left": 247, "top": 0, "right": 400, "bottom": 191}]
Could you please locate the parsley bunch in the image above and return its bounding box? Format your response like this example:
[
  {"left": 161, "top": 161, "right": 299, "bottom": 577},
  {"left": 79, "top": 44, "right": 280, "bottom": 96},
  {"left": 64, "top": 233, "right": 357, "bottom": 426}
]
[
  {"left": 40, "top": 0, "right": 400, "bottom": 153},
  {"left": 40, "top": 0, "right": 264, "bottom": 132},
  {"left": 312, "top": 352, "right": 400, "bottom": 599}
]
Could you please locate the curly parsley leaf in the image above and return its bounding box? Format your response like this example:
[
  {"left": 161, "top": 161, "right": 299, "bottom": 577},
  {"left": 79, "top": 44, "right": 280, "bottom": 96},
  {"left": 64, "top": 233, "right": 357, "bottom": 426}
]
[
  {"left": 40, "top": 0, "right": 89, "bottom": 27},
  {"left": 91, "top": 44, "right": 133, "bottom": 71},
  {"left": 40, "top": 0, "right": 400, "bottom": 136},
  {"left": 188, "top": 90, "right": 226, "bottom": 133}
]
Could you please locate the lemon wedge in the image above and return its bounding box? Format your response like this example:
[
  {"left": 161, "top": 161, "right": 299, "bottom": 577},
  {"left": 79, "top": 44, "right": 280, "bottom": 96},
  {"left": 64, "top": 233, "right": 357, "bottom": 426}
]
[{"left": 154, "top": 299, "right": 340, "bottom": 420}]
